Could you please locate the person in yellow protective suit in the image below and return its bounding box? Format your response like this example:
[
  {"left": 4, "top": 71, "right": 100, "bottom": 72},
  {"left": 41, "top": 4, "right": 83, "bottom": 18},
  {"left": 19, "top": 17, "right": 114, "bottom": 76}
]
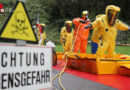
[
  {"left": 37, "top": 24, "right": 46, "bottom": 45},
  {"left": 85, "top": 5, "right": 129, "bottom": 58},
  {"left": 60, "top": 21, "right": 74, "bottom": 52},
  {"left": 91, "top": 14, "right": 104, "bottom": 54}
]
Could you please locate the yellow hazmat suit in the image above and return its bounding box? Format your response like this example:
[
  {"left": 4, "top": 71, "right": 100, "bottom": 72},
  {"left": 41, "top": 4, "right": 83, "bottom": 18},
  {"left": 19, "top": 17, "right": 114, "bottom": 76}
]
[
  {"left": 92, "top": 5, "right": 128, "bottom": 58},
  {"left": 38, "top": 24, "right": 46, "bottom": 45},
  {"left": 60, "top": 21, "right": 74, "bottom": 52}
]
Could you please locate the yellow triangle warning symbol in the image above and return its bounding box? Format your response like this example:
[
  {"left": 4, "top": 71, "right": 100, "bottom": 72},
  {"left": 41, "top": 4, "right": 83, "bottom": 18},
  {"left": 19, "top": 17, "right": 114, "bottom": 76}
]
[{"left": 0, "top": 1, "right": 38, "bottom": 43}]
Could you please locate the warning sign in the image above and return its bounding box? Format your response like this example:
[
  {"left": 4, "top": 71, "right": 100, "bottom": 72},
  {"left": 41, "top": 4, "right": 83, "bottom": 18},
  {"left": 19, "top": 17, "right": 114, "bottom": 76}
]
[
  {"left": 0, "top": 44, "right": 52, "bottom": 90},
  {"left": 0, "top": 1, "right": 37, "bottom": 43}
]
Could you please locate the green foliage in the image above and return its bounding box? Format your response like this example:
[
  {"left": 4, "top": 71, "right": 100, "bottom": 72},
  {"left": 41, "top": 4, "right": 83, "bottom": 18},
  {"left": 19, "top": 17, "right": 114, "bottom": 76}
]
[{"left": 46, "top": 25, "right": 60, "bottom": 44}]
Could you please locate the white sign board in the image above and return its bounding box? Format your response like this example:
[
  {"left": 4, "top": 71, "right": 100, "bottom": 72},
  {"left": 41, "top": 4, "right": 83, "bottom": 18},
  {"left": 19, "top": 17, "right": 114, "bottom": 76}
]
[{"left": 0, "top": 44, "right": 52, "bottom": 90}]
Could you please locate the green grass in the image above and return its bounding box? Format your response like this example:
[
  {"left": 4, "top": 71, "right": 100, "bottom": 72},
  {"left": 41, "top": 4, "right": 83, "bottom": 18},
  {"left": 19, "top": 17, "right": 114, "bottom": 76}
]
[
  {"left": 115, "top": 46, "right": 130, "bottom": 55},
  {"left": 55, "top": 45, "right": 130, "bottom": 55}
]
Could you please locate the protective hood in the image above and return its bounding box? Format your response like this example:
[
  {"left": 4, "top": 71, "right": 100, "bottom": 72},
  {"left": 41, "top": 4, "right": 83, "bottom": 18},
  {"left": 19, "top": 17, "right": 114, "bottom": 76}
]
[
  {"left": 40, "top": 24, "right": 45, "bottom": 33},
  {"left": 106, "top": 5, "right": 120, "bottom": 26},
  {"left": 65, "top": 21, "right": 72, "bottom": 33}
]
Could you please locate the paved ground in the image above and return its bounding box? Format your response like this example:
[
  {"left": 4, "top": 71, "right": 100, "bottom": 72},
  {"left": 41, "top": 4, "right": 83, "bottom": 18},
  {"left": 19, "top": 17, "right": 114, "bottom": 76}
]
[{"left": 52, "top": 69, "right": 117, "bottom": 90}]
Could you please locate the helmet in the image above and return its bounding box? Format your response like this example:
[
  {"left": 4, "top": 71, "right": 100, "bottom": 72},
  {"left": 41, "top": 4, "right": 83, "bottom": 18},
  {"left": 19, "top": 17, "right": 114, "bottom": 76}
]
[
  {"left": 81, "top": 11, "right": 89, "bottom": 20},
  {"left": 106, "top": 5, "right": 120, "bottom": 26},
  {"left": 65, "top": 21, "right": 72, "bottom": 33}
]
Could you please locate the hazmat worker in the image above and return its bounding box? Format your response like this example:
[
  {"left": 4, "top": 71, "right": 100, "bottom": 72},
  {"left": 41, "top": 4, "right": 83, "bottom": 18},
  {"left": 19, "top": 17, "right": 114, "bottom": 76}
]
[
  {"left": 85, "top": 5, "right": 130, "bottom": 58},
  {"left": 60, "top": 21, "right": 74, "bottom": 52},
  {"left": 73, "top": 11, "right": 91, "bottom": 53},
  {"left": 91, "top": 14, "right": 104, "bottom": 54},
  {"left": 36, "top": 23, "right": 46, "bottom": 45}
]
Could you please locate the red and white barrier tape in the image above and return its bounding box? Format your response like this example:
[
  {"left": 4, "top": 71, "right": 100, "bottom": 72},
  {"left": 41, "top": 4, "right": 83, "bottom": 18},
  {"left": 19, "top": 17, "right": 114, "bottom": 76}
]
[{"left": 116, "top": 43, "right": 130, "bottom": 46}]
